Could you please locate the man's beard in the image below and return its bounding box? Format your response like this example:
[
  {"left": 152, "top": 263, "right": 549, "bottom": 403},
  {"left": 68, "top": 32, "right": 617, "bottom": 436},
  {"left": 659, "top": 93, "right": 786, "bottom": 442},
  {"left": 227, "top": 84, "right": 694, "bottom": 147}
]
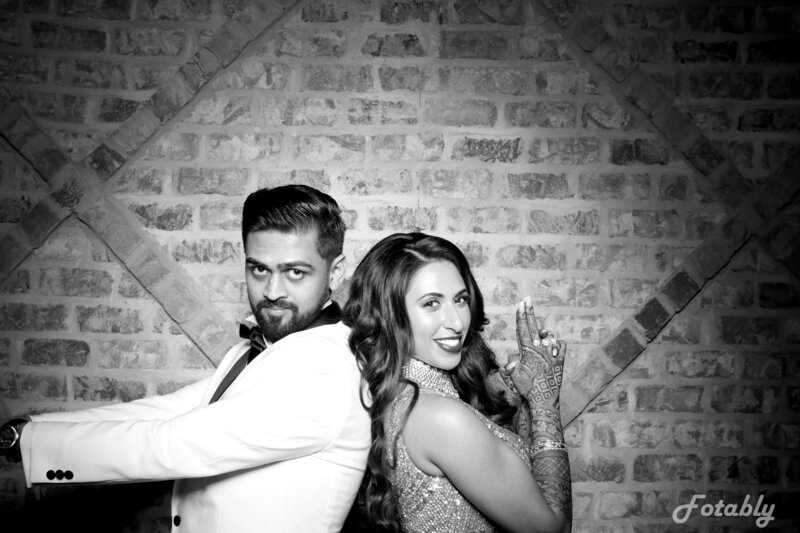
[{"left": 253, "top": 292, "right": 328, "bottom": 343}]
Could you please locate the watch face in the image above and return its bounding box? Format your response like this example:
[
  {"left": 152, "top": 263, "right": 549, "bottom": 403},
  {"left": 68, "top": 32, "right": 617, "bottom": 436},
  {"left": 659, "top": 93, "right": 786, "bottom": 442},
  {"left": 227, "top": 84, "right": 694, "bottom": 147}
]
[{"left": 0, "top": 426, "right": 17, "bottom": 448}]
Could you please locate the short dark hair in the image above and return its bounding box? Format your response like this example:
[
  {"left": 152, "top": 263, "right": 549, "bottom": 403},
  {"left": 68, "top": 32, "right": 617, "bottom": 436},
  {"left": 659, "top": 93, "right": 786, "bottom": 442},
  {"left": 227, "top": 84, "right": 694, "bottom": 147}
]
[{"left": 242, "top": 184, "right": 345, "bottom": 263}]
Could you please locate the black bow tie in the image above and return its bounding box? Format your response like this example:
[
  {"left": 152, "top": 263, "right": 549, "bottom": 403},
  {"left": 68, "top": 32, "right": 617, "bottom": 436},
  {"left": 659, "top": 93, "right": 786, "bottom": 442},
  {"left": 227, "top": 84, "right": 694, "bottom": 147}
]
[{"left": 239, "top": 322, "right": 267, "bottom": 362}]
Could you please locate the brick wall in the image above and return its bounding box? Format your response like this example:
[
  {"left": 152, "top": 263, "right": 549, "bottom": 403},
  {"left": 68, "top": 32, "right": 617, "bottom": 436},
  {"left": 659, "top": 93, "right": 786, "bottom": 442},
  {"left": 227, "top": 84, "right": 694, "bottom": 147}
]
[{"left": 0, "top": 0, "right": 798, "bottom": 531}]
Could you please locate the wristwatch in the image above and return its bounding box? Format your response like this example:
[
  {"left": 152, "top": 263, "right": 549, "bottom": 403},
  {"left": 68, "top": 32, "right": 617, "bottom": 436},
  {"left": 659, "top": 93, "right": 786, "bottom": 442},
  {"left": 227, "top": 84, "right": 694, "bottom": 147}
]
[{"left": 0, "top": 418, "right": 29, "bottom": 462}]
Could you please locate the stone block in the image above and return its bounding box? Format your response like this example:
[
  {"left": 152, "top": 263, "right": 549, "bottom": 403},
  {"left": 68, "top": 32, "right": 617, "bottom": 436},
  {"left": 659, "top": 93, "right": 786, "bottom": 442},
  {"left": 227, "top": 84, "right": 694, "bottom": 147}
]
[
  {"left": 747, "top": 39, "right": 800, "bottom": 64},
  {"left": 126, "top": 244, "right": 171, "bottom": 289},
  {"left": 130, "top": 203, "right": 193, "bottom": 231},
  {"left": 674, "top": 39, "right": 738, "bottom": 63},
  {"left": 603, "top": 326, "right": 645, "bottom": 368},
  {"left": 580, "top": 172, "right": 649, "bottom": 200},
  {"left": 452, "top": 136, "right": 521, "bottom": 163},
  {"left": 0, "top": 302, "right": 68, "bottom": 331},
  {"left": 177, "top": 167, "right": 248, "bottom": 196},
  {"left": 439, "top": 31, "right": 509, "bottom": 60},
  {"left": 634, "top": 385, "right": 703, "bottom": 412},
  {"left": 446, "top": 206, "right": 520, "bottom": 233},
  {"left": 207, "top": 133, "right": 280, "bottom": 161},
  {"left": 199, "top": 202, "right": 242, "bottom": 231},
  {"left": 276, "top": 29, "right": 345, "bottom": 57},
  {"left": 530, "top": 137, "right": 601, "bottom": 164},
  {"left": 107, "top": 107, "right": 161, "bottom": 157},
  {"left": 592, "top": 419, "right": 668, "bottom": 448},
  {"left": 718, "top": 316, "right": 779, "bottom": 345},
  {"left": 76, "top": 305, "right": 144, "bottom": 334},
  {"left": 337, "top": 169, "right": 412, "bottom": 196},
  {"left": 633, "top": 298, "right": 671, "bottom": 341},
  {"left": 19, "top": 133, "right": 69, "bottom": 183},
  {"left": 148, "top": 72, "right": 194, "bottom": 121},
  {"left": 633, "top": 454, "right": 702, "bottom": 482},
  {"left": 527, "top": 209, "right": 599, "bottom": 235},
  {"left": 708, "top": 456, "right": 780, "bottom": 484},
  {"left": 172, "top": 239, "right": 243, "bottom": 265},
  {"left": 574, "top": 243, "right": 647, "bottom": 272},
  {"left": 496, "top": 244, "right": 564, "bottom": 270},
  {"left": 379, "top": 0, "right": 441, "bottom": 24},
  {"left": 505, "top": 101, "right": 575, "bottom": 128},
  {"left": 538, "top": 0, "right": 579, "bottom": 27},
  {"left": 22, "top": 339, "right": 89, "bottom": 367},
  {"left": 73, "top": 375, "right": 147, "bottom": 403},
  {"left": 18, "top": 197, "right": 66, "bottom": 247},
  {"left": 426, "top": 98, "right": 497, "bottom": 127},
  {"left": 0, "top": 372, "right": 67, "bottom": 400},
  {"left": 570, "top": 454, "right": 625, "bottom": 483},
  {"left": 294, "top": 134, "right": 363, "bottom": 163},
  {"left": 368, "top": 206, "right": 438, "bottom": 231},
  {"left": 362, "top": 33, "right": 426, "bottom": 57},
  {"left": 570, "top": 12, "right": 608, "bottom": 51},
  {"left": 97, "top": 340, "right": 168, "bottom": 370},
  {"left": 181, "top": 314, "right": 234, "bottom": 362},
  {"left": 370, "top": 133, "right": 443, "bottom": 162},
  {"left": 0, "top": 231, "right": 33, "bottom": 279},
  {"left": 581, "top": 102, "right": 632, "bottom": 130},
  {"left": 86, "top": 143, "right": 126, "bottom": 180},
  {"left": 301, "top": 65, "right": 372, "bottom": 92},
  {"left": 509, "top": 172, "right": 572, "bottom": 199},
  {"left": 144, "top": 132, "right": 200, "bottom": 161},
  {"left": 205, "top": 20, "right": 252, "bottom": 67},
  {"left": 593, "top": 41, "right": 638, "bottom": 82},
  {"left": 609, "top": 208, "right": 680, "bottom": 239},
  {"left": 417, "top": 169, "right": 493, "bottom": 199},
  {"left": 115, "top": 27, "right": 185, "bottom": 56},
  {"left": 687, "top": 70, "right": 761, "bottom": 100},
  {"left": 151, "top": 274, "right": 201, "bottom": 324},
  {"left": 39, "top": 267, "right": 113, "bottom": 298},
  {"left": 660, "top": 270, "right": 701, "bottom": 311}
]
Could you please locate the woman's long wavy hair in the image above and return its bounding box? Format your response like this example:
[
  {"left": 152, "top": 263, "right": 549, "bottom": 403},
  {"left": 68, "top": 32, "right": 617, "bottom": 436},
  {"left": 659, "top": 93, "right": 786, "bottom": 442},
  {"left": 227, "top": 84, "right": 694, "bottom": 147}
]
[{"left": 342, "top": 232, "right": 516, "bottom": 532}]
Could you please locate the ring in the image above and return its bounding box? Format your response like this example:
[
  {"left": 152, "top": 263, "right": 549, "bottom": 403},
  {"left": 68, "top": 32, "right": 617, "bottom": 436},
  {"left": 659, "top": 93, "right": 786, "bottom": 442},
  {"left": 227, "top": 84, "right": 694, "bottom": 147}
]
[
  {"left": 551, "top": 345, "right": 559, "bottom": 357},
  {"left": 533, "top": 338, "right": 541, "bottom": 347},
  {"left": 542, "top": 337, "right": 553, "bottom": 347},
  {"left": 539, "top": 329, "right": 549, "bottom": 339}
]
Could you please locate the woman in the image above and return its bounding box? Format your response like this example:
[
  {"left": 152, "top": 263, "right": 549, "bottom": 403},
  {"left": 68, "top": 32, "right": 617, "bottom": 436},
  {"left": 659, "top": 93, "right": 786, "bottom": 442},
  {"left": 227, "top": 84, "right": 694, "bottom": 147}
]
[{"left": 343, "top": 232, "right": 571, "bottom": 533}]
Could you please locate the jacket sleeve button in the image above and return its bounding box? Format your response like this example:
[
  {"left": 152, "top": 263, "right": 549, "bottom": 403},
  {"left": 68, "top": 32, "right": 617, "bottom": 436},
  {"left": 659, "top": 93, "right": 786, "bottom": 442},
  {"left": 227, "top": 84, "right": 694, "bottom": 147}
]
[
  {"left": 64, "top": 470, "right": 74, "bottom": 480},
  {"left": 46, "top": 470, "right": 56, "bottom": 480},
  {"left": 55, "top": 470, "right": 64, "bottom": 480}
]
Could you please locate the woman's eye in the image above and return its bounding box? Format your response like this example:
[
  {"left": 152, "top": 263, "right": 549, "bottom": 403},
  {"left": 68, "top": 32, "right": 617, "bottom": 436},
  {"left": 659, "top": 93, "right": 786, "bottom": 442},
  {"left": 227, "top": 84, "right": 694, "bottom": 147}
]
[
  {"left": 455, "top": 295, "right": 470, "bottom": 305},
  {"left": 422, "top": 300, "right": 439, "bottom": 309}
]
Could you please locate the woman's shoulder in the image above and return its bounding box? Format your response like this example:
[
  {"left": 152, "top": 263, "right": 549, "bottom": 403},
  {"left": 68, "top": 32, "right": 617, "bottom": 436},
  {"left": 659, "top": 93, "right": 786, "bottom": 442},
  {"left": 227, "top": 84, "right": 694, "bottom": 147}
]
[{"left": 407, "top": 391, "right": 486, "bottom": 437}]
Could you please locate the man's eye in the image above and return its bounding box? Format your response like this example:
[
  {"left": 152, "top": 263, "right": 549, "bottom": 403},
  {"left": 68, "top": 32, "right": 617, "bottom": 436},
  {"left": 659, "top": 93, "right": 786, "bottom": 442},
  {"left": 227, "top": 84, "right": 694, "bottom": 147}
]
[
  {"left": 286, "top": 269, "right": 306, "bottom": 280},
  {"left": 250, "top": 266, "right": 268, "bottom": 276}
]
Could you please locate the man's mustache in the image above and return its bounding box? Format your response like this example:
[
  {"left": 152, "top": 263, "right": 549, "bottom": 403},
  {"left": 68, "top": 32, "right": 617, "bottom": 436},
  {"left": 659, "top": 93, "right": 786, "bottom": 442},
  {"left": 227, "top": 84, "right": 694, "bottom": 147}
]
[{"left": 257, "top": 299, "right": 298, "bottom": 312}]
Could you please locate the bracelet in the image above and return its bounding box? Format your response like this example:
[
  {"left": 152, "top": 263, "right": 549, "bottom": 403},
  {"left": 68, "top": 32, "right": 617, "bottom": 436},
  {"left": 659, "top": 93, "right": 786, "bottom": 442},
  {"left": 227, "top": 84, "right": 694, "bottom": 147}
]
[{"left": 528, "top": 440, "right": 568, "bottom": 458}]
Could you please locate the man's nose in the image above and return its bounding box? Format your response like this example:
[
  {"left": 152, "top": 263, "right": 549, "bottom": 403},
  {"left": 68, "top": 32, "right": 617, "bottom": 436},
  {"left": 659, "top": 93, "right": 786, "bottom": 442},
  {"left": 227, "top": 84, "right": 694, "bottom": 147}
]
[{"left": 264, "top": 274, "right": 288, "bottom": 300}]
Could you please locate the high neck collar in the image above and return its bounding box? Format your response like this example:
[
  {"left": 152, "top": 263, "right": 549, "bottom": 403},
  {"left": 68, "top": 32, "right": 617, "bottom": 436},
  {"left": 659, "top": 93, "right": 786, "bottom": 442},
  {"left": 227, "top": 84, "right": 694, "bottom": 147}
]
[{"left": 402, "top": 358, "right": 459, "bottom": 399}]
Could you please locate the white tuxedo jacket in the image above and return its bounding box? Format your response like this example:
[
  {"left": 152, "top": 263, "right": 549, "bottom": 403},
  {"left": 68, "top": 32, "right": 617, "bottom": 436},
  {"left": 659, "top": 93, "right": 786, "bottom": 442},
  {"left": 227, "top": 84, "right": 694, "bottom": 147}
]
[{"left": 20, "top": 322, "right": 370, "bottom": 533}]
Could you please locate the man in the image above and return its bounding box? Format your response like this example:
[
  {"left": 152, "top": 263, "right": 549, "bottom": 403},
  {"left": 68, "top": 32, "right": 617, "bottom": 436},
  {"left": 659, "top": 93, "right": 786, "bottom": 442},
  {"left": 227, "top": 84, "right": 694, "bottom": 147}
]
[{"left": 0, "top": 185, "right": 370, "bottom": 532}]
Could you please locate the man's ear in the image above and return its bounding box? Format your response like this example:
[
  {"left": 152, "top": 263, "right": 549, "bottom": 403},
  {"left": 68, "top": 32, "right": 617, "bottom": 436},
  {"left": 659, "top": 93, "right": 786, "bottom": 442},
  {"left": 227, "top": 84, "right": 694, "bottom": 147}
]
[{"left": 328, "top": 253, "right": 346, "bottom": 292}]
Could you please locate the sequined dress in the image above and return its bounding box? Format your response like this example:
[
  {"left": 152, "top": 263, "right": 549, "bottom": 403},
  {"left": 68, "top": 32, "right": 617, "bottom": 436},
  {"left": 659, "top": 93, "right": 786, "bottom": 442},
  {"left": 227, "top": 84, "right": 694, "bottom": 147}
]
[{"left": 386, "top": 358, "right": 531, "bottom": 533}]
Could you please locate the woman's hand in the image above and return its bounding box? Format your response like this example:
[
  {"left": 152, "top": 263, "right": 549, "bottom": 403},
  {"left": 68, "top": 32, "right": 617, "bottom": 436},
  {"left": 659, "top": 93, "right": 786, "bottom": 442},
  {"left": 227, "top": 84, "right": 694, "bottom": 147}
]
[{"left": 506, "top": 298, "right": 566, "bottom": 410}]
